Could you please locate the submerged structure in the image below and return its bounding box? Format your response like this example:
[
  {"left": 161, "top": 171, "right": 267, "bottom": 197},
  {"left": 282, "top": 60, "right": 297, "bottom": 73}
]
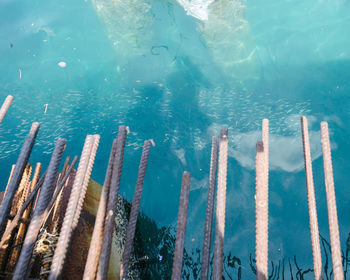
[{"left": 0, "top": 95, "right": 346, "bottom": 280}]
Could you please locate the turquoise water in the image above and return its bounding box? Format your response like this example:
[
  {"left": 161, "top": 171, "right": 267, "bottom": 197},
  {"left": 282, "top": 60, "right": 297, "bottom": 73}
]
[{"left": 1, "top": 0, "right": 350, "bottom": 278}]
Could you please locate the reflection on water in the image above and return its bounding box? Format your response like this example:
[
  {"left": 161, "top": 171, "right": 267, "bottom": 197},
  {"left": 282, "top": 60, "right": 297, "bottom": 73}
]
[{"left": 133, "top": 209, "right": 350, "bottom": 279}]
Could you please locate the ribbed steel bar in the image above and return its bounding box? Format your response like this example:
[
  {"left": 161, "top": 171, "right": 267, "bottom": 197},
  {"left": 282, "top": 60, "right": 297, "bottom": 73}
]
[
  {"left": 7, "top": 165, "right": 33, "bottom": 271},
  {"left": 0, "top": 95, "right": 13, "bottom": 124},
  {"left": 255, "top": 119, "right": 269, "bottom": 280},
  {"left": 262, "top": 119, "right": 269, "bottom": 194},
  {"left": 73, "top": 135, "right": 100, "bottom": 225},
  {"left": 320, "top": 122, "right": 343, "bottom": 280},
  {"left": 83, "top": 138, "right": 117, "bottom": 280},
  {"left": 0, "top": 166, "right": 45, "bottom": 248},
  {"left": 4, "top": 164, "right": 16, "bottom": 197},
  {"left": 49, "top": 156, "right": 71, "bottom": 230},
  {"left": 49, "top": 135, "right": 100, "bottom": 280},
  {"left": 97, "top": 126, "right": 127, "bottom": 280},
  {"left": 255, "top": 142, "right": 268, "bottom": 280},
  {"left": 0, "top": 122, "right": 40, "bottom": 240},
  {"left": 41, "top": 156, "right": 78, "bottom": 230},
  {"left": 213, "top": 128, "right": 228, "bottom": 280},
  {"left": 13, "top": 138, "right": 66, "bottom": 280},
  {"left": 120, "top": 140, "right": 151, "bottom": 279},
  {"left": 301, "top": 116, "right": 323, "bottom": 280},
  {"left": 200, "top": 136, "right": 219, "bottom": 280},
  {"left": 171, "top": 171, "right": 191, "bottom": 280}
]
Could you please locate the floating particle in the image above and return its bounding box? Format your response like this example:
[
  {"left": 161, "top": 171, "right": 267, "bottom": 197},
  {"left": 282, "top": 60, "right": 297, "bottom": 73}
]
[
  {"left": 157, "top": 254, "right": 163, "bottom": 261},
  {"left": 58, "top": 61, "right": 67, "bottom": 68}
]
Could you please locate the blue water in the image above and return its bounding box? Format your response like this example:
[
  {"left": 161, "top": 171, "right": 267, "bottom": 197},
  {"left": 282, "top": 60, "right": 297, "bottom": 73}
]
[{"left": 1, "top": 0, "right": 350, "bottom": 278}]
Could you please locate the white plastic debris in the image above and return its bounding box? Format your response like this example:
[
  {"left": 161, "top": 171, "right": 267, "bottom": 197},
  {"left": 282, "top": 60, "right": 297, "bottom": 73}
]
[{"left": 58, "top": 61, "right": 67, "bottom": 68}]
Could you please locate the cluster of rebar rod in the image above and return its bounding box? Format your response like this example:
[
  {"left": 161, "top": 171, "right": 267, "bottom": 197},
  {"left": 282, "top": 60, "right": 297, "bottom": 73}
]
[
  {"left": 170, "top": 117, "right": 344, "bottom": 280},
  {"left": 0, "top": 95, "right": 346, "bottom": 279}
]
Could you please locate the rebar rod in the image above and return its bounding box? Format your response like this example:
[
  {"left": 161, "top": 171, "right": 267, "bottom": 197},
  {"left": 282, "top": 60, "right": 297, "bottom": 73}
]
[
  {"left": 49, "top": 156, "right": 71, "bottom": 231},
  {"left": 4, "top": 164, "right": 16, "bottom": 197},
  {"left": 320, "top": 122, "right": 343, "bottom": 280},
  {"left": 0, "top": 95, "right": 13, "bottom": 124},
  {"left": 255, "top": 119, "right": 269, "bottom": 280},
  {"left": 0, "top": 122, "right": 40, "bottom": 240},
  {"left": 83, "top": 139, "right": 117, "bottom": 280},
  {"left": 200, "top": 136, "right": 219, "bottom": 280},
  {"left": 73, "top": 135, "right": 100, "bottom": 225},
  {"left": 13, "top": 138, "right": 66, "bottom": 280},
  {"left": 262, "top": 119, "right": 269, "bottom": 200},
  {"left": 49, "top": 135, "right": 100, "bottom": 280},
  {"left": 301, "top": 116, "right": 323, "bottom": 280},
  {"left": 0, "top": 167, "right": 45, "bottom": 248},
  {"left": 97, "top": 126, "right": 127, "bottom": 280},
  {"left": 41, "top": 156, "right": 78, "bottom": 231},
  {"left": 255, "top": 142, "right": 268, "bottom": 280},
  {"left": 171, "top": 171, "right": 191, "bottom": 280},
  {"left": 120, "top": 140, "right": 151, "bottom": 279},
  {"left": 213, "top": 128, "right": 228, "bottom": 280},
  {"left": 7, "top": 165, "right": 33, "bottom": 271}
]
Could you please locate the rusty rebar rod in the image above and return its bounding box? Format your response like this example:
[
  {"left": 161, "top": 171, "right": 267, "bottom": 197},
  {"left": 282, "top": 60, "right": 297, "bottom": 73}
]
[
  {"left": 97, "top": 126, "right": 127, "bottom": 280},
  {"left": 120, "top": 140, "right": 151, "bottom": 279},
  {"left": 41, "top": 156, "right": 78, "bottom": 231},
  {"left": 301, "top": 116, "right": 323, "bottom": 280},
  {"left": 0, "top": 122, "right": 40, "bottom": 240},
  {"left": 255, "top": 119, "right": 269, "bottom": 280},
  {"left": 13, "top": 138, "right": 66, "bottom": 280},
  {"left": 0, "top": 95, "right": 14, "bottom": 124},
  {"left": 171, "top": 171, "right": 191, "bottom": 280},
  {"left": 213, "top": 128, "right": 228, "bottom": 280},
  {"left": 49, "top": 135, "right": 100, "bottom": 280},
  {"left": 83, "top": 139, "right": 118, "bottom": 280},
  {"left": 200, "top": 136, "right": 219, "bottom": 280},
  {"left": 7, "top": 165, "right": 33, "bottom": 271},
  {"left": 73, "top": 135, "right": 100, "bottom": 224},
  {"left": 0, "top": 166, "right": 45, "bottom": 248},
  {"left": 320, "top": 122, "right": 343, "bottom": 280}
]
